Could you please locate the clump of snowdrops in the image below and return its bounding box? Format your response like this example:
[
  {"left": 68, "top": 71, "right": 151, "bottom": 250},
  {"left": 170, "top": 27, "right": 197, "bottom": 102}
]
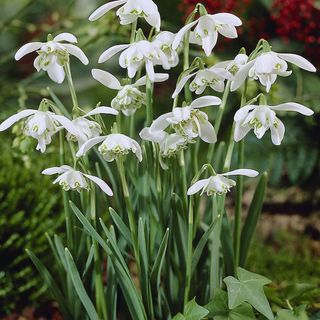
[{"left": 1, "top": 1, "right": 316, "bottom": 319}]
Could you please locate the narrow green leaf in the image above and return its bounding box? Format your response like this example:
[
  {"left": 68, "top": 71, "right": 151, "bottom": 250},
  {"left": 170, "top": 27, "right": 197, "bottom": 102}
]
[
  {"left": 191, "top": 215, "right": 219, "bottom": 275},
  {"left": 64, "top": 248, "right": 99, "bottom": 320},
  {"left": 26, "top": 249, "right": 72, "bottom": 319},
  {"left": 221, "top": 214, "right": 235, "bottom": 277},
  {"left": 240, "top": 172, "right": 267, "bottom": 266},
  {"left": 82, "top": 244, "right": 95, "bottom": 279},
  {"left": 109, "top": 207, "right": 133, "bottom": 246}
]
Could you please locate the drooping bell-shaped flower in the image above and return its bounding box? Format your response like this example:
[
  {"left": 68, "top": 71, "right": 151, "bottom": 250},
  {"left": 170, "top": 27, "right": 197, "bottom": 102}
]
[
  {"left": 0, "top": 109, "right": 79, "bottom": 153},
  {"left": 231, "top": 51, "right": 316, "bottom": 92},
  {"left": 172, "top": 65, "right": 232, "bottom": 98},
  {"left": 67, "top": 107, "right": 118, "bottom": 147},
  {"left": 42, "top": 165, "right": 113, "bottom": 195},
  {"left": 15, "top": 33, "right": 89, "bottom": 84},
  {"left": 149, "top": 96, "right": 221, "bottom": 143},
  {"left": 89, "top": 0, "right": 161, "bottom": 31},
  {"left": 172, "top": 13, "right": 242, "bottom": 56},
  {"left": 152, "top": 31, "right": 180, "bottom": 70},
  {"left": 98, "top": 40, "right": 165, "bottom": 82},
  {"left": 76, "top": 133, "right": 142, "bottom": 162},
  {"left": 234, "top": 102, "right": 314, "bottom": 145},
  {"left": 187, "top": 169, "right": 258, "bottom": 196},
  {"left": 92, "top": 69, "right": 168, "bottom": 116}
]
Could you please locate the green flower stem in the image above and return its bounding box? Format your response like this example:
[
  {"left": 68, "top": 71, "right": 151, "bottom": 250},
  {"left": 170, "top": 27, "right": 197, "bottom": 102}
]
[
  {"left": 184, "top": 196, "right": 194, "bottom": 307},
  {"left": 234, "top": 82, "right": 248, "bottom": 268},
  {"left": 179, "top": 150, "right": 188, "bottom": 214},
  {"left": 116, "top": 157, "right": 140, "bottom": 269},
  {"left": 64, "top": 62, "right": 79, "bottom": 117},
  {"left": 183, "top": 32, "right": 192, "bottom": 103},
  {"left": 146, "top": 75, "right": 153, "bottom": 126},
  {"left": 207, "top": 81, "right": 231, "bottom": 162},
  {"left": 90, "top": 186, "right": 108, "bottom": 320},
  {"left": 130, "top": 20, "right": 137, "bottom": 43}
]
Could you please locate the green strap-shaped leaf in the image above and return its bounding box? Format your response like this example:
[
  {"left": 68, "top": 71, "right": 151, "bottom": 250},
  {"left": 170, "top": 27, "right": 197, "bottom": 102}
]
[
  {"left": 191, "top": 215, "right": 219, "bottom": 275},
  {"left": 224, "top": 267, "right": 274, "bottom": 320},
  {"left": 64, "top": 248, "right": 99, "bottom": 320},
  {"left": 109, "top": 207, "right": 133, "bottom": 246},
  {"left": 26, "top": 249, "right": 72, "bottom": 319},
  {"left": 240, "top": 172, "right": 267, "bottom": 266}
]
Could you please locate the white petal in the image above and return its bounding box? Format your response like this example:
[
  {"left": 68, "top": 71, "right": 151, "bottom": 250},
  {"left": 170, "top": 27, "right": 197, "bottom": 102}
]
[
  {"left": 234, "top": 105, "right": 256, "bottom": 122},
  {"left": 172, "top": 19, "right": 199, "bottom": 50},
  {"left": 230, "top": 60, "right": 255, "bottom": 91},
  {"left": 42, "top": 166, "right": 70, "bottom": 175},
  {"left": 84, "top": 107, "right": 118, "bottom": 117},
  {"left": 63, "top": 44, "right": 89, "bottom": 65},
  {"left": 172, "top": 71, "right": 198, "bottom": 99},
  {"left": 76, "top": 136, "right": 107, "bottom": 157},
  {"left": 145, "top": 12, "right": 161, "bottom": 31},
  {"left": 212, "top": 13, "right": 242, "bottom": 26},
  {"left": 89, "top": 0, "right": 127, "bottom": 21},
  {"left": 139, "top": 127, "right": 166, "bottom": 143},
  {"left": 47, "top": 64, "right": 65, "bottom": 84},
  {"left": 270, "top": 119, "right": 285, "bottom": 145},
  {"left": 91, "top": 69, "right": 122, "bottom": 90},
  {"left": 54, "top": 33, "right": 77, "bottom": 43},
  {"left": 234, "top": 123, "right": 251, "bottom": 142},
  {"left": 83, "top": 173, "right": 113, "bottom": 196},
  {"left": 218, "top": 25, "right": 238, "bottom": 38},
  {"left": 134, "top": 73, "right": 169, "bottom": 86},
  {"left": 150, "top": 112, "right": 172, "bottom": 131},
  {"left": 98, "top": 44, "right": 130, "bottom": 63},
  {"left": 15, "top": 42, "right": 43, "bottom": 60},
  {"left": 131, "top": 140, "right": 143, "bottom": 162},
  {"left": 190, "top": 96, "right": 221, "bottom": 109},
  {"left": 50, "top": 114, "right": 79, "bottom": 136},
  {"left": 198, "top": 120, "right": 217, "bottom": 143},
  {"left": 223, "top": 169, "right": 258, "bottom": 177},
  {"left": 270, "top": 102, "right": 314, "bottom": 116},
  {"left": 202, "top": 34, "right": 217, "bottom": 56},
  {"left": 277, "top": 53, "right": 316, "bottom": 72},
  {"left": 0, "top": 109, "right": 37, "bottom": 131},
  {"left": 145, "top": 61, "right": 155, "bottom": 82},
  {"left": 187, "top": 179, "right": 209, "bottom": 195}
]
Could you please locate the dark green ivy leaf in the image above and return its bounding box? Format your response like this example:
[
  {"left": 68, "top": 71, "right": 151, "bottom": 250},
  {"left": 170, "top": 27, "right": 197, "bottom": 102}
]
[
  {"left": 224, "top": 267, "right": 274, "bottom": 320},
  {"left": 172, "top": 298, "right": 209, "bottom": 320},
  {"left": 276, "top": 305, "right": 308, "bottom": 320}
]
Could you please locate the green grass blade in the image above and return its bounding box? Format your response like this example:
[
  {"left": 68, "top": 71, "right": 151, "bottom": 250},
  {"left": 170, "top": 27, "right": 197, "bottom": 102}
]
[
  {"left": 240, "top": 172, "right": 268, "bottom": 267},
  {"left": 26, "top": 249, "right": 72, "bottom": 319},
  {"left": 64, "top": 248, "right": 99, "bottom": 320}
]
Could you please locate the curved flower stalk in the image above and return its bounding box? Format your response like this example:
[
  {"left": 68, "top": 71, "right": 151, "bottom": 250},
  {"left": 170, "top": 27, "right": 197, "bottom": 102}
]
[
  {"left": 187, "top": 169, "right": 259, "bottom": 196},
  {"left": 89, "top": 0, "right": 161, "bottom": 31},
  {"left": 42, "top": 165, "right": 113, "bottom": 195},
  {"left": 92, "top": 69, "right": 168, "bottom": 116},
  {"left": 66, "top": 107, "right": 118, "bottom": 147},
  {"left": 76, "top": 133, "right": 142, "bottom": 162},
  {"left": 234, "top": 102, "right": 314, "bottom": 145},
  {"left": 15, "top": 33, "right": 89, "bottom": 84},
  {"left": 152, "top": 31, "right": 180, "bottom": 70},
  {"left": 172, "top": 65, "right": 233, "bottom": 98},
  {"left": 172, "top": 13, "right": 242, "bottom": 56},
  {"left": 145, "top": 96, "right": 221, "bottom": 144},
  {"left": 0, "top": 109, "right": 79, "bottom": 153},
  {"left": 98, "top": 40, "right": 165, "bottom": 82},
  {"left": 231, "top": 51, "right": 316, "bottom": 92}
]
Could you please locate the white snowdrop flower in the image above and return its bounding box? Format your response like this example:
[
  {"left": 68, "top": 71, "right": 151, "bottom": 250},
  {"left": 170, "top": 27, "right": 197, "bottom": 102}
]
[
  {"left": 67, "top": 107, "right": 118, "bottom": 147},
  {"left": 98, "top": 41, "right": 164, "bottom": 82},
  {"left": 187, "top": 169, "right": 259, "bottom": 196},
  {"left": 153, "top": 31, "right": 180, "bottom": 70},
  {"left": 231, "top": 51, "right": 316, "bottom": 92},
  {"left": 172, "top": 65, "right": 232, "bottom": 98},
  {"left": 149, "top": 96, "right": 221, "bottom": 143},
  {"left": 42, "top": 165, "right": 113, "bottom": 195},
  {"left": 213, "top": 53, "right": 249, "bottom": 76},
  {"left": 15, "top": 33, "right": 89, "bottom": 84},
  {"left": 89, "top": 0, "right": 161, "bottom": 31},
  {"left": 140, "top": 128, "right": 187, "bottom": 158},
  {"left": 172, "top": 13, "right": 242, "bottom": 56},
  {"left": 234, "top": 102, "right": 314, "bottom": 145},
  {"left": 92, "top": 69, "right": 168, "bottom": 116},
  {"left": 0, "top": 109, "right": 79, "bottom": 153},
  {"left": 76, "top": 133, "right": 142, "bottom": 162}
]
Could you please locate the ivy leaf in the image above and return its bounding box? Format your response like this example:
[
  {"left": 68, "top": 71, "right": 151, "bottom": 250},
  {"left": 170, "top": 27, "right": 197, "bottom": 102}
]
[
  {"left": 172, "top": 298, "right": 209, "bottom": 320},
  {"left": 224, "top": 267, "right": 274, "bottom": 320},
  {"left": 205, "top": 289, "right": 256, "bottom": 320},
  {"left": 276, "top": 305, "right": 308, "bottom": 320}
]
